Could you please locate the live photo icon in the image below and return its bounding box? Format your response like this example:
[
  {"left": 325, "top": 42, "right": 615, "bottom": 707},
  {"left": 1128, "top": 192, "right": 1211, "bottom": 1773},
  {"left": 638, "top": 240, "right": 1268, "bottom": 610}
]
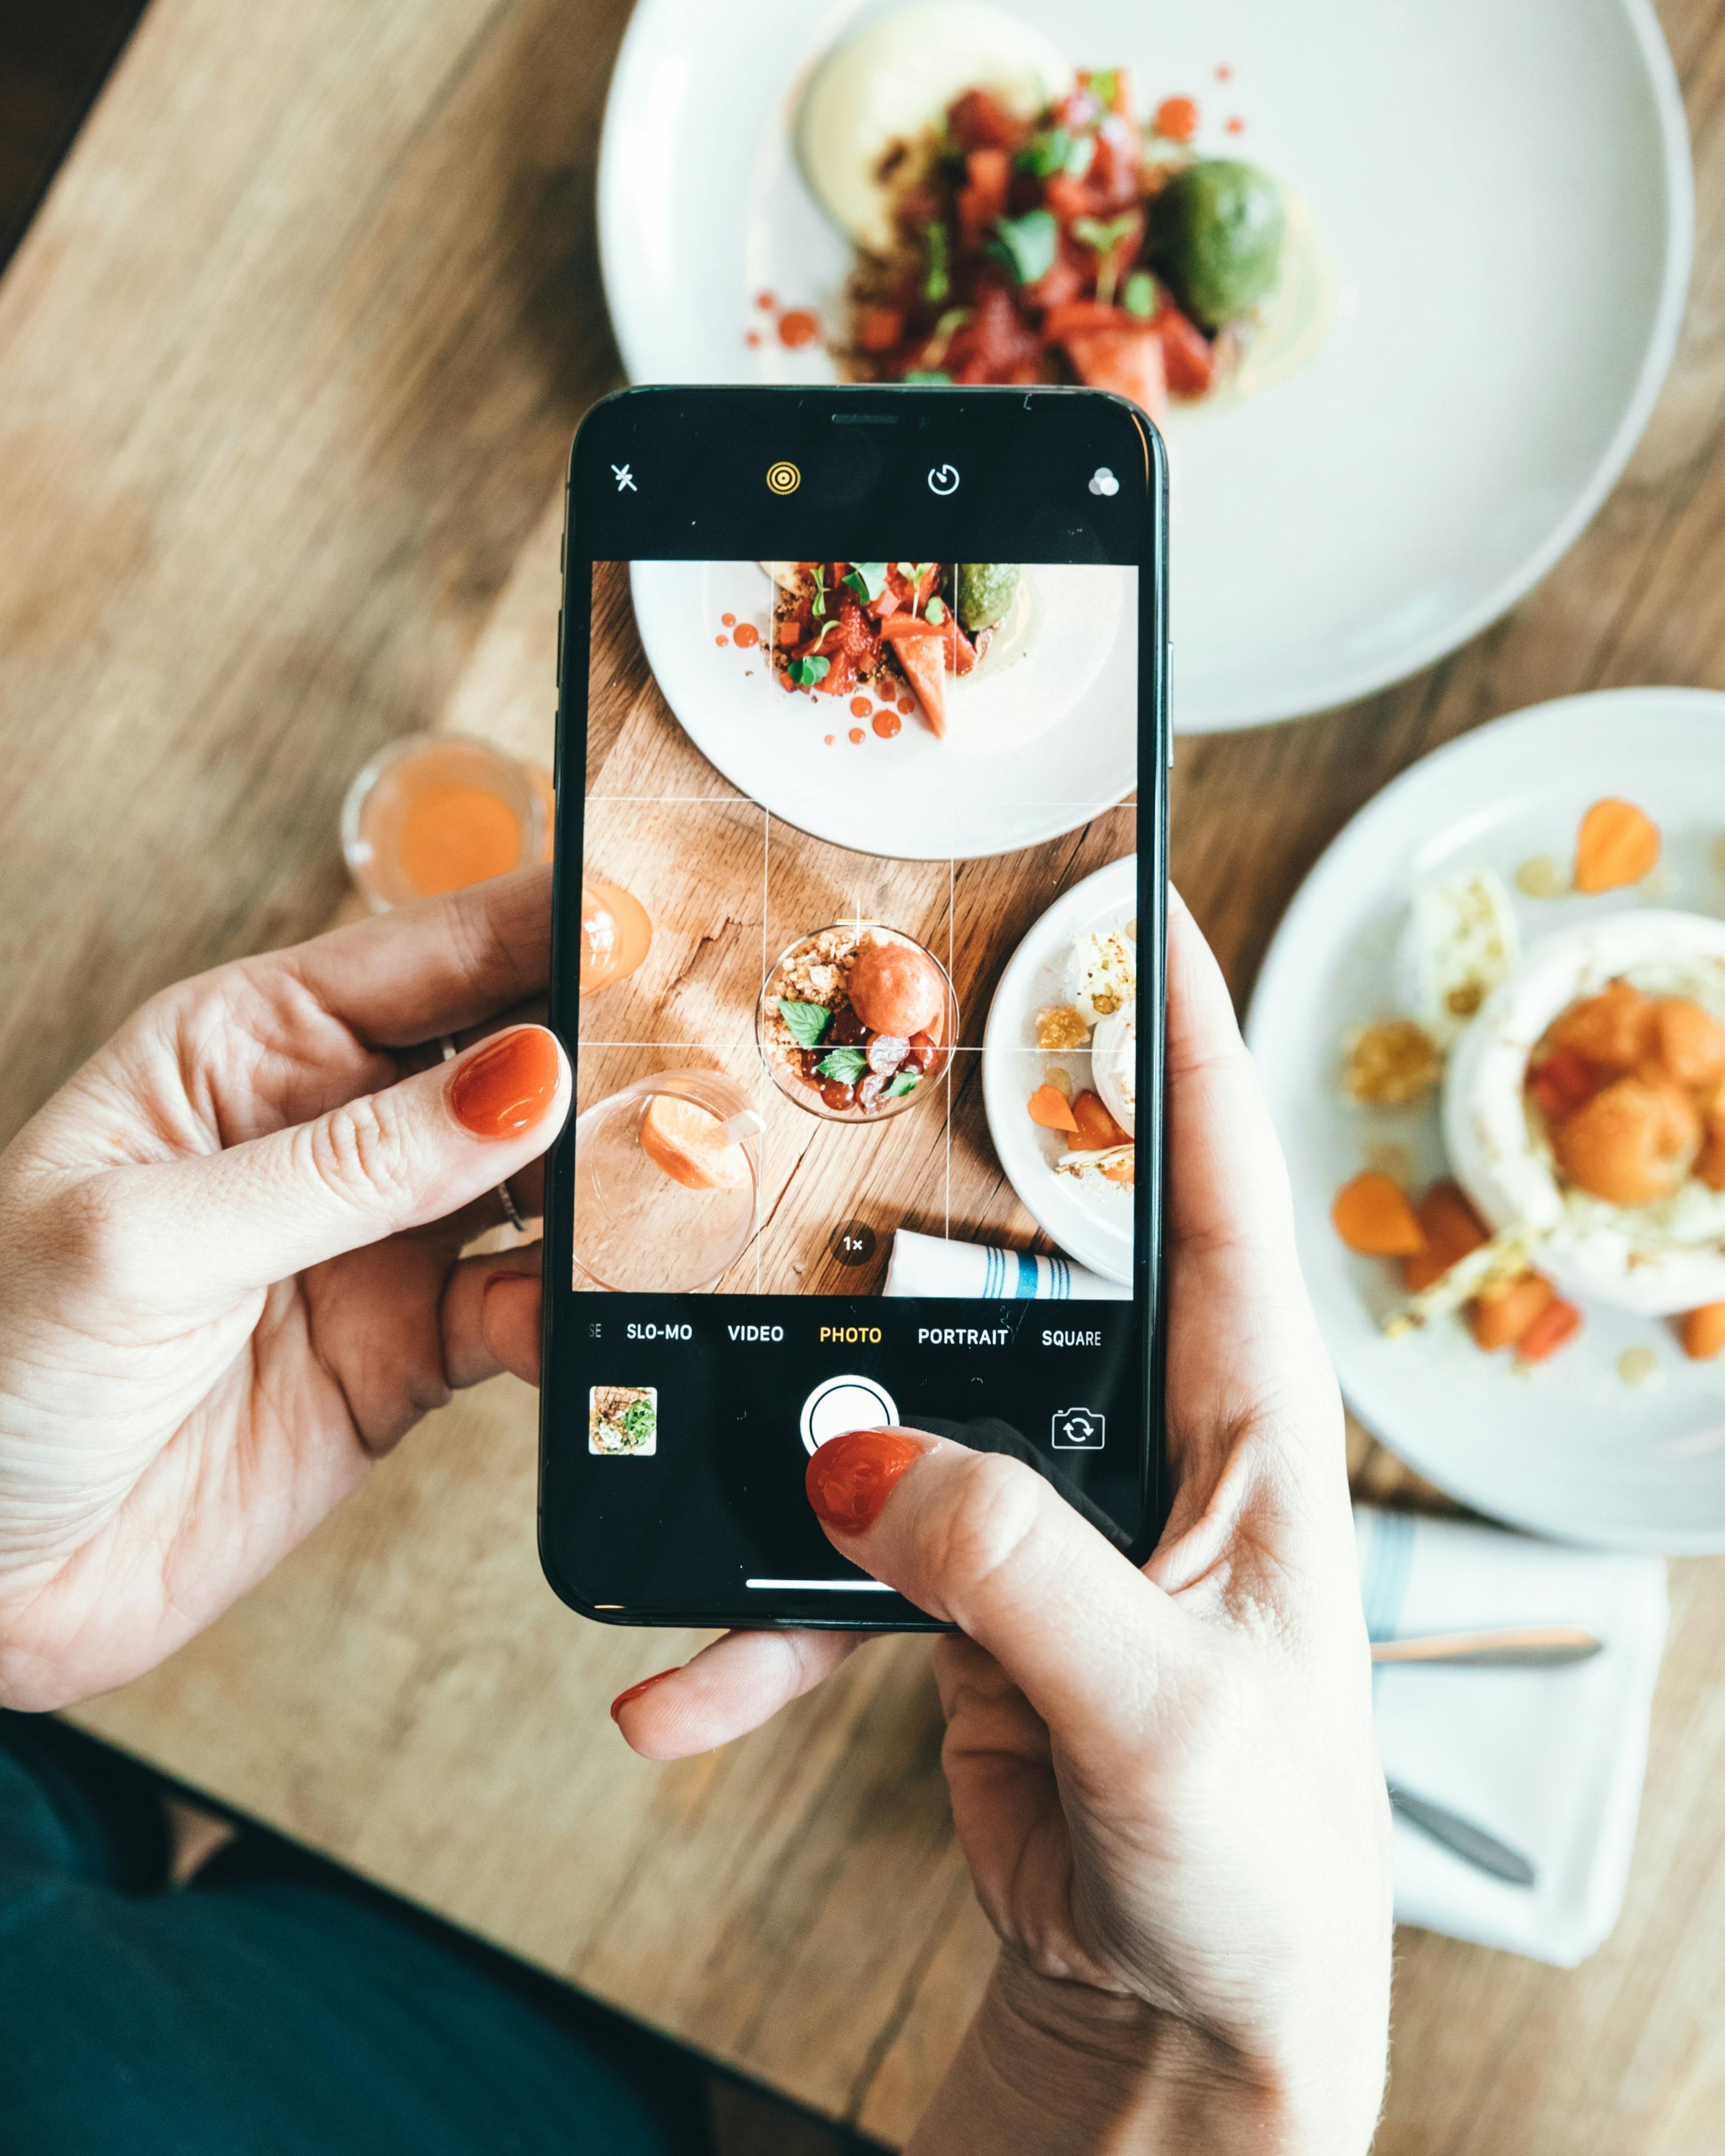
[{"left": 1050, "top": 1407, "right": 1105, "bottom": 1452}]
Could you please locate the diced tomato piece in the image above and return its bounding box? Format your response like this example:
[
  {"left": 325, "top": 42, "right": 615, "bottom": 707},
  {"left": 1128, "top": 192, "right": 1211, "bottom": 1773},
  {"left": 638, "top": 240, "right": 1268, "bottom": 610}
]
[
  {"left": 1154, "top": 302, "right": 1216, "bottom": 398},
  {"left": 882, "top": 621, "right": 948, "bottom": 738},
  {"left": 1058, "top": 322, "right": 1168, "bottom": 424},
  {"left": 1526, "top": 1047, "right": 1599, "bottom": 1122},
  {"left": 1022, "top": 250, "right": 1085, "bottom": 312},
  {"left": 1041, "top": 299, "right": 1124, "bottom": 340},
  {"left": 947, "top": 88, "right": 1020, "bottom": 151},
  {"left": 1042, "top": 173, "right": 1097, "bottom": 225},
  {"left": 856, "top": 305, "right": 904, "bottom": 354},
  {"left": 958, "top": 147, "right": 1010, "bottom": 246},
  {"left": 1517, "top": 1296, "right": 1584, "bottom": 1363},
  {"left": 948, "top": 281, "right": 1044, "bottom": 382}
]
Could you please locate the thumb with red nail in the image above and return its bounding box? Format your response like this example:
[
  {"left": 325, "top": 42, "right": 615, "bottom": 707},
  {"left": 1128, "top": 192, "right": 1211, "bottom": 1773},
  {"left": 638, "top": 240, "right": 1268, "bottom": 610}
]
[{"left": 612, "top": 894, "right": 1392, "bottom": 2155}]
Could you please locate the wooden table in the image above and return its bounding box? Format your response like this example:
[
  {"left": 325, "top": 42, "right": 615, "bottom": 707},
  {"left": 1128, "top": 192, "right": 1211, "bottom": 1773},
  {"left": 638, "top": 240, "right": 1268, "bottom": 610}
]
[{"left": 8, "top": 0, "right": 1725, "bottom": 2144}]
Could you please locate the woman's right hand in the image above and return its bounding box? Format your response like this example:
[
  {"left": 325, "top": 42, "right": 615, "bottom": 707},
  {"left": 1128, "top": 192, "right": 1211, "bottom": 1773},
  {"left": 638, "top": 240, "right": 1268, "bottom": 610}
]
[{"left": 609, "top": 895, "right": 1393, "bottom": 2153}]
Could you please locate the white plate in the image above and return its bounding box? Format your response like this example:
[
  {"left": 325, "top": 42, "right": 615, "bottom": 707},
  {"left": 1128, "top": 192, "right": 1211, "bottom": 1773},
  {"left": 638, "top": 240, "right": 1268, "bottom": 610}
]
[
  {"left": 982, "top": 855, "right": 1136, "bottom": 1282},
  {"left": 598, "top": 0, "right": 1691, "bottom": 733},
  {"left": 1247, "top": 689, "right": 1725, "bottom": 1551},
  {"left": 628, "top": 560, "right": 1136, "bottom": 858}
]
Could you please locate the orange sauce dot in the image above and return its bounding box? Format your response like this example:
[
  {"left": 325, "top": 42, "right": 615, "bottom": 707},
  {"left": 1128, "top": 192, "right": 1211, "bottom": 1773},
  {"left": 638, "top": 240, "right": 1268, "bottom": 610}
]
[
  {"left": 849, "top": 696, "right": 871, "bottom": 718},
  {"left": 778, "top": 309, "right": 820, "bottom": 349},
  {"left": 756, "top": 290, "right": 776, "bottom": 311},
  {"left": 721, "top": 612, "right": 736, "bottom": 627},
  {"left": 848, "top": 727, "right": 865, "bottom": 744},
  {"left": 745, "top": 330, "right": 761, "bottom": 347},
  {"left": 824, "top": 734, "right": 835, "bottom": 745},
  {"left": 715, "top": 634, "right": 728, "bottom": 645},
  {"left": 1225, "top": 115, "right": 1245, "bottom": 133},
  {"left": 1216, "top": 62, "right": 1233, "bottom": 80},
  {"left": 732, "top": 622, "right": 760, "bottom": 649},
  {"left": 1154, "top": 95, "right": 1199, "bottom": 142},
  {"left": 896, "top": 697, "right": 914, "bottom": 714},
  {"left": 398, "top": 784, "right": 522, "bottom": 897},
  {"left": 872, "top": 710, "right": 902, "bottom": 739}
]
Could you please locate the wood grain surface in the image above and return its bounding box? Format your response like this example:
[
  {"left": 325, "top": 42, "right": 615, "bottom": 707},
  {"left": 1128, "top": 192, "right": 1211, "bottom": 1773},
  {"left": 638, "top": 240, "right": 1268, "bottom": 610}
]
[{"left": 5, "top": 0, "right": 1725, "bottom": 2144}]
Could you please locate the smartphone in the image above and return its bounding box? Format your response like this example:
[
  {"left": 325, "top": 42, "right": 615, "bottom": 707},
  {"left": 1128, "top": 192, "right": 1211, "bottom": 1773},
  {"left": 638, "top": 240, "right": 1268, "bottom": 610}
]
[{"left": 538, "top": 384, "right": 1167, "bottom": 1630}]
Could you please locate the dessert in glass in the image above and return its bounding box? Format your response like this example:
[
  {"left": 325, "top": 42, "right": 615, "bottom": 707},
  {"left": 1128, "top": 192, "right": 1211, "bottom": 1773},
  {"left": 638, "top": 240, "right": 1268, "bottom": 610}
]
[
  {"left": 570, "top": 1068, "right": 762, "bottom": 1292},
  {"left": 757, "top": 920, "right": 956, "bottom": 1121}
]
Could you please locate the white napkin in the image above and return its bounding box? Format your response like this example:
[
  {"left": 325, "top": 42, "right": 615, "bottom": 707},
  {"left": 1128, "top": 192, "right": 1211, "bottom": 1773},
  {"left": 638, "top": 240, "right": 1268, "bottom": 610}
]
[
  {"left": 884, "top": 1228, "right": 1128, "bottom": 1300},
  {"left": 1356, "top": 1504, "right": 1668, "bottom": 1966}
]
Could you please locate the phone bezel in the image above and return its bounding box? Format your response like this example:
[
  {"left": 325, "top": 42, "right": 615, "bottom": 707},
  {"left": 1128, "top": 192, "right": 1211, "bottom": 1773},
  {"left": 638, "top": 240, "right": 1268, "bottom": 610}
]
[{"left": 538, "top": 383, "right": 1169, "bottom": 1631}]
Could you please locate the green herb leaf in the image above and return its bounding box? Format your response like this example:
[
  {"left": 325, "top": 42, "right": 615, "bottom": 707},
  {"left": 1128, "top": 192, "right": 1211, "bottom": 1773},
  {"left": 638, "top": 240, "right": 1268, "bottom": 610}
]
[
  {"left": 843, "top": 562, "right": 890, "bottom": 604},
  {"left": 1073, "top": 214, "right": 1138, "bottom": 257},
  {"left": 988, "top": 209, "right": 1059, "bottom": 288},
  {"left": 924, "top": 595, "right": 946, "bottom": 624},
  {"left": 1087, "top": 68, "right": 1119, "bottom": 107},
  {"left": 1121, "top": 270, "right": 1157, "bottom": 319},
  {"left": 810, "top": 564, "right": 826, "bottom": 619},
  {"left": 901, "top": 369, "right": 951, "bottom": 384},
  {"left": 787, "top": 653, "right": 831, "bottom": 688},
  {"left": 815, "top": 1045, "right": 869, "bottom": 1083},
  {"left": 882, "top": 1071, "right": 920, "bottom": 1099},
  {"left": 923, "top": 220, "right": 951, "bottom": 304},
  {"left": 1065, "top": 132, "right": 1097, "bottom": 177},
  {"left": 777, "top": 999, "right": 833, "bottom": 1049}
]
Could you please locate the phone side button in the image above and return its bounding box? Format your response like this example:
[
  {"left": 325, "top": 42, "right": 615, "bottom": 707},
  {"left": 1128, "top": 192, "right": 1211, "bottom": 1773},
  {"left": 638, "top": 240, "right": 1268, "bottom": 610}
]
[{"left": 555, "top": 607, "right": 563, "bottom": 689}]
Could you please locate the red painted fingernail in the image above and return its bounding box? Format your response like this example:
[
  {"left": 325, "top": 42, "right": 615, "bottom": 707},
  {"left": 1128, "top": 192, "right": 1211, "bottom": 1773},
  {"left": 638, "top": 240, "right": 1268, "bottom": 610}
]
[
  {"left": 609, "top": 1667, "right": 681, "bottom": 1723},
  {"left": 449, "top": 1026, "right": 562, "bottom": 1139},
  {"left": 805, "top": 1429, "right": 927, "bottom": 1535}
]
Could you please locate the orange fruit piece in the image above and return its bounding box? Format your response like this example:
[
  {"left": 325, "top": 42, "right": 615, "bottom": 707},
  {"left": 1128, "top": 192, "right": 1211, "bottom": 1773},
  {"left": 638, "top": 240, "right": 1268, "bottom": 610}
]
[
  {"left": 1027, "top": 1084, "right": 1080, "bottom": 1134},
  {"left": 1680, "top": 1303, "right": 1725, "bottom": 1361},
  {"left": 1517, "top": 1295, "right": 1583, "bottom": 1363},
  {"left": 1573, "top": 797, "right": 1660, "bottom": 894},
  {"left": 1400, "top": 1180, "right": 1489, "bottom": 1291},
  {"left": 639, "top": 1094, "right": 750, "bottom": 1191},
  {"left": 1070, "top": 1089, "right": 1131, "bottom": 1152},
  {"left": 1467, "top": 1271, "right": 1554, "bottom": 1352},
  {"left": 1331, "top": 1171, "right": 1426, "bottom": 1257}
]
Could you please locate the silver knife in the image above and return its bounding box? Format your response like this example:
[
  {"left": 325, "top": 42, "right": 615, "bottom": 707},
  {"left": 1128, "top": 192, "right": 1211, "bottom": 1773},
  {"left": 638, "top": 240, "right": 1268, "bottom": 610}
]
[
  {"left": 1371, "top": 1623, "right": 1601, "bottom": 1668},
  {"left": 1387, "top": 1783, "right": 1537, "bottom": 1887}
]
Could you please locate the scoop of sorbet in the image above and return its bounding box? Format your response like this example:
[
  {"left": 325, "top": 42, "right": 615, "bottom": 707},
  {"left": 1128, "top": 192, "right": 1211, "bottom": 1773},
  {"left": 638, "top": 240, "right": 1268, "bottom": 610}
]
[
  {"left": 848, "top": 939, "right": 944, "bottom": 1038},
  {"left": 1550, "top": 1075, "right": 1700, "bottom": 1207}
]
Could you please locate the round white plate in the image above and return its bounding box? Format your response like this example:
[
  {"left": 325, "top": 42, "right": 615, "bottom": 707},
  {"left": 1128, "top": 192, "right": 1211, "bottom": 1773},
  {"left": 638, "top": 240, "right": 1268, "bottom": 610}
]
[
  {"left": 1247, "top": 689, "right": 1725, "bottom": 1551},
  {"left": 982, "top": 855, "right": 1136, "bottom": 1283},
  {"left": 599, "top": 0, "right": 1691, "bottom": 733},
  {"left": 629, "top": 560, "right": 1136, "bottom": 858}
]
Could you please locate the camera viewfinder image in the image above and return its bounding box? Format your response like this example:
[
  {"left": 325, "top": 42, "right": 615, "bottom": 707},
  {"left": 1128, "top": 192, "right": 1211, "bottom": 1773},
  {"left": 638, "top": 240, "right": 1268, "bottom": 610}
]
[{"left": 589, "top": 1385, "right": 658, "bottom": 1456}]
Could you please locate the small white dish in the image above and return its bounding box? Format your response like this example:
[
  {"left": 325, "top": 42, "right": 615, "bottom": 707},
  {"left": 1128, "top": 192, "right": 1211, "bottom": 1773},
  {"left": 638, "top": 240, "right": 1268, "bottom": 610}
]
[
  {"left": 627, "top": 560, "right": 1136, "bottom": 860},
  {"left": 598, "top": 0, "right": 1691, "bottom": 733},
  {"left": 1247, "top": 688, "right": 1725, "bottom": 1551},
  {"left": 982, "top": 854, "right": 1136, "bottom": 1285}
]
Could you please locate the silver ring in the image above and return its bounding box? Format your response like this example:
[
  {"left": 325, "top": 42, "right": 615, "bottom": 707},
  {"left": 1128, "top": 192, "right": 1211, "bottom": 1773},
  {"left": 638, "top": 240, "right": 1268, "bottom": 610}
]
[{"left": 440, "top": 1035, "right": 526, "bottom": 1233}]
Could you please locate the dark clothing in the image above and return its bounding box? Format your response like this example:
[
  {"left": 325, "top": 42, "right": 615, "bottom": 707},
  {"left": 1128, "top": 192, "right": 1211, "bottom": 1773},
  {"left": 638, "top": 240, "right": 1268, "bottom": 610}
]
[{"left": 0, "top": 1712, "right": 703, "bottom": 2155}]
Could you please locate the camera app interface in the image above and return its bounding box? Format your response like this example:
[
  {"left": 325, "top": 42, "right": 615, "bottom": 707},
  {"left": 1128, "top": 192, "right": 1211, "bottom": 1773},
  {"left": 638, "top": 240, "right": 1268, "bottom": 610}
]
[{"left": 565, "top": 548, "right": 1149, "bottom": 1603}]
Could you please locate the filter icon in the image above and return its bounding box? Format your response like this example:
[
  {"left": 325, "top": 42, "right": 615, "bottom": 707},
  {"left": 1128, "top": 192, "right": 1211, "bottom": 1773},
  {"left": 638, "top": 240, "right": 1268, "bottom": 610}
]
[{"left": 765, "top": 460, "right": 801, "bottom": 495}]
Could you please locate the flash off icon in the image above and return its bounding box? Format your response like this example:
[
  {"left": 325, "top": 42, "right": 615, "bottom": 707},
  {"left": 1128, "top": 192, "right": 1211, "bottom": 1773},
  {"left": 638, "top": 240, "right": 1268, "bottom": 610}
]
[{"left": 1051, "top": 1406, "right": 1105, "bottom": 1451}]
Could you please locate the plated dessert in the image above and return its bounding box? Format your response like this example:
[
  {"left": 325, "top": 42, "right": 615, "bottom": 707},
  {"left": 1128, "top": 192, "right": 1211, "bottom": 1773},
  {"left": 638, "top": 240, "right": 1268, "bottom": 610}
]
[
  {"left": 759, "top": 921, "right": 955, "bottom": 1120},
  {"left": 1025, "top": 917, "right": 1137, "bottom": 1191},
  {"left": 796, "top": 3, "right": 1305, "bottom": 417},
  {"left": 1328, "top": 793, "right": 1725, "bottom": 1368}
]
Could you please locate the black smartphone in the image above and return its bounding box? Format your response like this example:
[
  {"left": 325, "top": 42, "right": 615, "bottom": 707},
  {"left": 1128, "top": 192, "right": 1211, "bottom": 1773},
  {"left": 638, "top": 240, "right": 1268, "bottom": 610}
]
[{"left": 538, "top": 384, "right": 1167, "bottom": 1630}]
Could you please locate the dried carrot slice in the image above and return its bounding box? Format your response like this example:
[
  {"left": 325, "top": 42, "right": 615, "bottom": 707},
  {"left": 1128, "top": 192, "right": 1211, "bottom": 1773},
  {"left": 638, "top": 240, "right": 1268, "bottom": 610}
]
[
  {"left": 1467, "top": 1272, "right": 1553, "bottom": 1352},
  {"left": 1679, "top": 1303, "right": 1725, "bottom": 1361},
  {"left": 1070, "top": 1089, "right": 1130, "bottom": 1151},
  {"left": 1331, "top": 1171, "right": 1426, "bottom": 1257},
  {"left": 1400, "top": 1179, "right": 1488, "bottom": 1291},
  {"left": 1573, "top": 797, "right": 1660, "bottom": 895}
]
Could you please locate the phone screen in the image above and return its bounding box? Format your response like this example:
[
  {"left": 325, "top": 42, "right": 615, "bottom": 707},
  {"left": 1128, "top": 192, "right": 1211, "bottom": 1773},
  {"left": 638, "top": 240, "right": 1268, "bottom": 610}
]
[{"left": 540, "top": 388, "right": 1166, "bottom": 1627}]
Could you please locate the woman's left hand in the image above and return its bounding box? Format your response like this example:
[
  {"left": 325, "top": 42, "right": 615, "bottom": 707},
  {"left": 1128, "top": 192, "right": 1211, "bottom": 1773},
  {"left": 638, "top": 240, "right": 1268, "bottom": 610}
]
[{"left": 0, "top": 868, "right": 566, "bottom": 1710}]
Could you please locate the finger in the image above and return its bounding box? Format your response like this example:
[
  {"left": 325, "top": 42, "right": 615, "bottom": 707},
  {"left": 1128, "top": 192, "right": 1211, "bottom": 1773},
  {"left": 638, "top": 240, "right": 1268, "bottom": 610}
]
[
  {"left": 610, "top": 1628, "right": 865, "bottom": 1760},
  {"left": 441, "top": 1242, "right": 543, "bottom": 1388},
  {"left": 277, "top": 865, "right": 552, "bottom": 1047},
  {"left": 1164, "top": 886, "right": 1301, "bottom": 1281},
  {"left": 106, "top": 1025, "right": 569, "bottom": 1307},
  {"left": 807, "top": 1428, "right": 1180, "bottom": 1763}
]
